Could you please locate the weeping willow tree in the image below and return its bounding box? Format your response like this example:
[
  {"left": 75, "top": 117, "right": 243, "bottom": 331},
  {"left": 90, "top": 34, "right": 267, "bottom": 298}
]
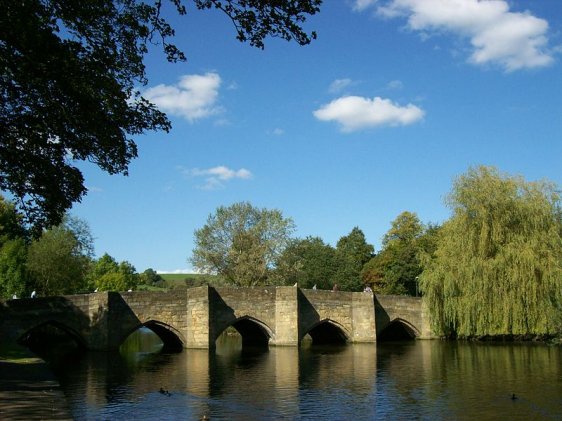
[{"left": 421, "top": 166, "right": 562, "bottom": 337}]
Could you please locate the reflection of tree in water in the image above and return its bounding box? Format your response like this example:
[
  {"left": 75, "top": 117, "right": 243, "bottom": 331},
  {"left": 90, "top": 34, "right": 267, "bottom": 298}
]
[
  {"left": 374, "top": 341, "right": 428, "bottom": 418},
  {"left": 119, "top": 327, "right": 164, "bottom": 365},
  {"left": 375, "top": 341, "right": 562, "bottom": 419},
  {"left": 298, "top": 344, "right": 378, "bottom": 420},
  {"left": 55, "top": 329, "right": 183, "bottom": 411},
  {"left": 209, "top": 344, "right": 269, "bottom": 398},
  {"left": 56, "top": 351, "right": 136, "bottom": 407},
  {"left": 300, "top": 345, "right": 377, "bottom": 390}
]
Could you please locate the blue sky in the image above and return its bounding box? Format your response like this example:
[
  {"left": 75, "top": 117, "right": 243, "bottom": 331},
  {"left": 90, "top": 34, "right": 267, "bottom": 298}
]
[{"left": 73, "top": 0, "right": 562, "bottom": 273}]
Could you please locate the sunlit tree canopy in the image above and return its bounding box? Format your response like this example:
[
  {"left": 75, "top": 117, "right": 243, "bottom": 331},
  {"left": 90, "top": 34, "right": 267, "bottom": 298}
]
[{"left": 420, "top": 166, "right": 562, "bottom": 337}]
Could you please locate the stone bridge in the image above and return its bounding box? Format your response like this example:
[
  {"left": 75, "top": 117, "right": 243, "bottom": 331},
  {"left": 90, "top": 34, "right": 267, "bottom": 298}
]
[{"left": 0, "top": 286, "right": 433, "bottom": 352}]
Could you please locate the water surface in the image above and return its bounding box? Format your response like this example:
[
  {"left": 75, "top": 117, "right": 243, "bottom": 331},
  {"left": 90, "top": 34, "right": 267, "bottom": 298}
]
[{"left": 54, "top": 331, "right": 562, "bottom": 420}]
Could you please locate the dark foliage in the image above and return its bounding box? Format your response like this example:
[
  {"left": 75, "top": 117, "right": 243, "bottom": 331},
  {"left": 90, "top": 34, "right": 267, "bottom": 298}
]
[{"left": 1, "top": 0, "right": 321, "bottom": 233}]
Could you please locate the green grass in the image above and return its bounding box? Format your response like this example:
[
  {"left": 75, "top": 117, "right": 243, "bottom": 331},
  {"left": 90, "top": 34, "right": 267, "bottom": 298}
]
[
  {"left": 0, "top": 342, "right": 38, "bottom": 362},
  {"left": 158, "top": 273, "right": 197, "bottom": 282},
  {"left": 135, "top": 284, "right": 167, "bottom": 292},
  {"left": 157, "top": 273, "right": 221, "bottom": 288}
]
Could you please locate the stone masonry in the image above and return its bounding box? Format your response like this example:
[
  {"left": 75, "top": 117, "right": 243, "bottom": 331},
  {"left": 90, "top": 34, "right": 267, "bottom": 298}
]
[{"left": 0, "top": 287, "right": 435, "bottom": 351}]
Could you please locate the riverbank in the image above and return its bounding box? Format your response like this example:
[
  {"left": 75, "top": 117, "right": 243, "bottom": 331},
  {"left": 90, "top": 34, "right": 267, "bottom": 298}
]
[
  {"left": 0, "top": 348, "right": 72, "bottom": 420},
  {"left": 448, "top": 333, "right": 562, "bottom": 344}
]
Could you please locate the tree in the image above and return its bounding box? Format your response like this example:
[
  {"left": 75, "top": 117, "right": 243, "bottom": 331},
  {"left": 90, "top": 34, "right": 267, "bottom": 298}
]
[
  {"left": 191, "top": 202, "right": 295, "bottom": 286},
  {"left": 62, "top": 214, "right": 95, "bottom": 258},
  {"left": 95, "top": 266, "right": 138, "bottom": 292},
  {"left": 96, "top": 272, "right": 132, "bottom": 292},
  {"left": 225, "top": 230, "right": 269, "bottom": 286},
  {"left": 118, "top": 260, "right": 139, "bottom": 289},
  {"left": 0, "top": 197, "right": 96, "bottom": 297},
  {"left": 0, "top": 195, "right": 28, "bottom": 243},
  {"left": 87, "top": 253, "right": 119, "bottom": 286},
  {"left": 382, "top": 211, "right": 424, "bottom": 246},
  {"left": 0, "top": 195, "right": 29, "bottom": 298},
  {"left": 1, "top": 1, "right": 322, "bottom": 231},
  {"left": 273, "top": 236, "right": 337, "bottom": 289},
  {"left": 88, "top": 252, "right": 139, "bottom": 291},
  {"left": 27, "top": 225, "right": 90, "bottom": 295},
  {"left": 361, "top": 212, "right": 435, "bottom": 295},
  {"left": 420, "top": 166, "right": 562, "bottom": 338},
  {"left": 333, "top": 227, "right": 374, "bottom": 291},
  {"left": 362, "top": 249, "right": 408, "bottom": 295},
  {"left": 139, "top": 268, "right": 164, "bottom": 287},
  {"left": 0, "top": 238, "right": 29, "bottom": 299}
]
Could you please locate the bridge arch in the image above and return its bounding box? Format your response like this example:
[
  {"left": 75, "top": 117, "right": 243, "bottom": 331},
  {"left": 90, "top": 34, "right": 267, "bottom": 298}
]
[
  {"left": 120, "top": 320, "right": 185, "bottom": 352},
  {"left": 303, "top": 319, "right": 350, "bottom": 345},
  {"left": 18, "top": 320, "right": 87, "bottom": 358},
  {"left": 214, "top": 316, "right": 273, "bottom": 349},
  {"left": 377, "top": 318, "right": 420, "bottom": 341}
]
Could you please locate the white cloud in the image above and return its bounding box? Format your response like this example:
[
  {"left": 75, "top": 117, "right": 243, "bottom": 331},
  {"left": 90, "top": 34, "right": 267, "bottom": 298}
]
[
  {"left": 363, "top": 0, "right": 553, "bottom": 72},
  {"left": 386, "top": 79, "right": 404, "bottom": 90},
  {"left": 352, "top": 0, "right": 378, "bottom": 12},
  {"left": 181, "top": 165, "right": 253, "bottom": 190},
  {"left": 313, "top": 95, "right": 424, "bottom": 132},
  {"left": 214, "top": 118, "right": 230, "bottom": 127},
  {"left": 329, "top": 78, "right": 354, "bottom": 94},
  {"left": 143, "top": 72, "right": 223, "bottom": 121},
  {"left": 191, "top": 166, "right": 252, "bottom": 181},
  {"left": 270, "top": 128, "right": 285, "bottom": 136}
]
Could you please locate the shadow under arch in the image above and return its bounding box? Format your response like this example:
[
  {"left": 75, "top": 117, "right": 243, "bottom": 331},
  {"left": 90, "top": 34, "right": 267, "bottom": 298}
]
[
  {"left": 18, "top": 320, "right": 87, "bottom": 360},
  {"left": 122, "top": 320, "right": 185, "bottom": 352},
  {"left": 304, "top": 319, "right": 350, "bottom": 346},
  {"left": 377, "top": 318, "right": 419, "bottom": 341},
  {"left": 216, "top": 315, "right": 273, "bottom": 349}
]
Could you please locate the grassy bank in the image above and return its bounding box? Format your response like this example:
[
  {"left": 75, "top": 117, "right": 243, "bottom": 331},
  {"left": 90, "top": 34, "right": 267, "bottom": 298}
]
[{"left": 158, "top": 273, "right": 223, "bottom": 288}]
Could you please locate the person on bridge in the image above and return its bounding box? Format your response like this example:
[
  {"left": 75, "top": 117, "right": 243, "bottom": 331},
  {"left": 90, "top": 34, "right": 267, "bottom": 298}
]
[
  {"left": 30, "top": 290, "right": 37, "bottom": 298},
  {"left": 332, "top": 284, "right": 339, "bottom": 292}
]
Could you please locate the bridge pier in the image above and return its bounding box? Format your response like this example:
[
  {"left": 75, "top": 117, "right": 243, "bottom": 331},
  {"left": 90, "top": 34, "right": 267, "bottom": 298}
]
[
  {"left": 185, "top": 286, "right": 212, "bottom": 348},
  {"left": 85, "top": 291, "right": 111, "bottom": 350},
  {"left": 273, "top": 286, "right": 300, "bottom": 346},
  {"left": 352, "top": 291, "right": 377, "bottom": 342}
]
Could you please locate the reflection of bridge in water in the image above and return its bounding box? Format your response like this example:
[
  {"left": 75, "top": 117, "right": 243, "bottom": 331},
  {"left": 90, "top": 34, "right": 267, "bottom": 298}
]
[
  {"left": 0, "top": 286, "right": 434, "bottom": 351},
  {"left": 64, "top": 344, "right": 384, "bottom": 419}
]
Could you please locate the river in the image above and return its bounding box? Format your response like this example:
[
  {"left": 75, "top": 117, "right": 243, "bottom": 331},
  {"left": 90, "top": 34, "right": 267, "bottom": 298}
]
[{"left": 52, "top": 330, "right": 562, "bottom": 420}]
